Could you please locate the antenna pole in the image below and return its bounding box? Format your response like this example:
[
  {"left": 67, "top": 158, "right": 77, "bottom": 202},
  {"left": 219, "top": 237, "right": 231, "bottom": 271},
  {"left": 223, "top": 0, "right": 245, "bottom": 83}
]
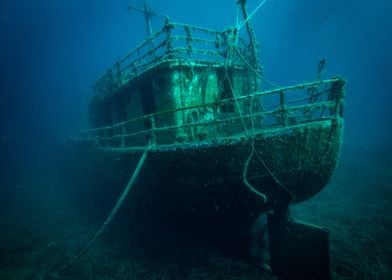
[
  {"left": 128, "top": 0, "right": 165, "bottom": 38},
  {"left": 143, "top": 0, "right": 153, "bottom": 37},
  {"left": 237, "top": 0, "right": 261, "bottom": 72}
]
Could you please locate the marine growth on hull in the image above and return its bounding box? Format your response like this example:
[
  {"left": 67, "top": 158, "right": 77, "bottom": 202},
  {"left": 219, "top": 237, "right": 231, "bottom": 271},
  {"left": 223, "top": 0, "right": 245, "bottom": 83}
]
[
  {"left": 81, "top": 2, "right": 345, "bottom": 215},
  {"left": 85, "top": 19, "right": 344, "bottom": 149}
]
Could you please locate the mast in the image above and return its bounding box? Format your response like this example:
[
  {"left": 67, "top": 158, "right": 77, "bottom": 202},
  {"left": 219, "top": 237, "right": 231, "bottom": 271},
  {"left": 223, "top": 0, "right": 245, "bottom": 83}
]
[
  {"left": 237, "top": 0, "right": 261, "bottom": 72},
  {"left": 127, "top": 0, "right": 164, "bottom": 38},
  {"left": 143, "top": 0, "right": 153, "bottom": 37}
]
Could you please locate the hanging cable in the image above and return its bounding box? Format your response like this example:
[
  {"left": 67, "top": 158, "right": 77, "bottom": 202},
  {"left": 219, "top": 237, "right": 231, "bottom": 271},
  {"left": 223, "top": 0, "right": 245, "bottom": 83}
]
[
  {"left": 223, "top": 28, "right": 295, "bottom": 203},
  {"left": 48, "top": 139, "right": 154, "bottom": 278},
  {"left": 233, "top": 46, "right": 281, "bottom": 89},
  {"left": 237, "top": 0, "right": 269, "bottom": 30}
]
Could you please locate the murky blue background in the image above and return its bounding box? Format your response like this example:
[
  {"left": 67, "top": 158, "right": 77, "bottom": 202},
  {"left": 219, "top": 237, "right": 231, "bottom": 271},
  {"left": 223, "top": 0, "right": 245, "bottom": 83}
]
[
  {"left": 0, "top": 0, "right": 391, "bottom": 279},
  {"left": 1, "top": 0, "right": 391, "bottom": 148}
]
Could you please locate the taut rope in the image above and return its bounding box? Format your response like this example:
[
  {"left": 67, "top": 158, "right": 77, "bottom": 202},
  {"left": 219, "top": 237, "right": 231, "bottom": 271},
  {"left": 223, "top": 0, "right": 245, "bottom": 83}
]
[{"left": 50, "top": 140, "right": 153, "bottom": 278}]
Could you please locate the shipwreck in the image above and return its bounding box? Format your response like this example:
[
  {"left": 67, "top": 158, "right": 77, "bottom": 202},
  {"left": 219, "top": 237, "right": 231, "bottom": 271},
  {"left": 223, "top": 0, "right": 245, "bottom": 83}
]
[{"left": 65, "top": 1, "right": 345, "bottom": 279}]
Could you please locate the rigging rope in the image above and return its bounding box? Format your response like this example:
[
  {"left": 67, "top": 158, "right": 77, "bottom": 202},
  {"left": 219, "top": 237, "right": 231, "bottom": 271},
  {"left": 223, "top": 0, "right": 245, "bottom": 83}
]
[
  {"left": 50, "top": 140, "right": 153, "bottom": 277},
  {"left": 233, "top": 46, "right": 281, "bottom": 89},
  {"left": 225, "top": 70, "right": 266, "bottom": 203},
  {"left": 223, "top": 37, "right": 267, "bottom": 203},
  {"left": 224, "top": 28, "right": 295, "bottom": 203},
  {"left": 237, "top": 0, "right": 269, "bottom": 30}
]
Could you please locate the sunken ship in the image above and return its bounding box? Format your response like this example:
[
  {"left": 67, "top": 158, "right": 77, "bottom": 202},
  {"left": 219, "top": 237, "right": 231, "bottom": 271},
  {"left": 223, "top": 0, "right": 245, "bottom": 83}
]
[{"left": 67, "top": 0, "right": 345, "bottom": 267}]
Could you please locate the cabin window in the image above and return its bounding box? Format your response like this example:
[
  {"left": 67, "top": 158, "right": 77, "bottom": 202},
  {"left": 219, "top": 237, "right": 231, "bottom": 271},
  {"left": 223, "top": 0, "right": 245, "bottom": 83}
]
[
  {"left": 102, "top": 105, "right": 111, "bottom": 126},
  {"left": 140, "top": 81, "right": 156, "bottom": 129},
  {"left": 219, "top": 71, "right": 235, "bottom": 113},
  {"left": 89, "top": 102, "right": 111, "bottom": 127},
  {"left": 117, "top": 95, "right": 127, "bottom": 122}
]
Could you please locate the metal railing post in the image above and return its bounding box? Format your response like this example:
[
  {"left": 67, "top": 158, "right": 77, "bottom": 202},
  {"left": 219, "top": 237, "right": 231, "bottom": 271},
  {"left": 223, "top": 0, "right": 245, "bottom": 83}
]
[
  {"left": 150, "top": 116, "right": 157, "bottom": 144},
  {"left": 164, "top": 17, "right": 174, "bottom": 58},
  {"left": 184, "top": 25, "right": 193, "bottom": 57},
  {"left": 115, "top": 62, "right": 121, "bottom": 86},
  {"left": 121, "top": 123, "right": 125, "bottom": 147},
  {"left": 280, "top": 90, "right": 288, "bottom": 127}
]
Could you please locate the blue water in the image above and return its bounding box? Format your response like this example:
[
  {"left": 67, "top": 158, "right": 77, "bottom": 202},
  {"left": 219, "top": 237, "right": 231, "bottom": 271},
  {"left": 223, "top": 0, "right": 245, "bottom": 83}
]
[{"left": 0, "top": 0, "right": 391, "bottom": 279}]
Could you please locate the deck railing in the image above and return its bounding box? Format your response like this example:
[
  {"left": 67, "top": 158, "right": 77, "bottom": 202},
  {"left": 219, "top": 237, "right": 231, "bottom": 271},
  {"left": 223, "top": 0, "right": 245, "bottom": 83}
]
[
  {"left": 82, "top": 78, "right": 345, "bottom": 149},
  {"left": 94, "top": 20, "right": 250, "bottom": 95}
]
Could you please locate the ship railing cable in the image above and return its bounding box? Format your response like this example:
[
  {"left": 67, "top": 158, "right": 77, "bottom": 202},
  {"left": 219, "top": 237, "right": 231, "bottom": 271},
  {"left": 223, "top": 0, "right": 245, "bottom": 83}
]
[
  {"left": 93, "top": 20, "right": 249, "bottom": 96},
  {"left": 82, "top": 79, "right": 342, "bottom": 141},
  {"left": 87, "top": 101, "right": 337, "bottom": 148}
]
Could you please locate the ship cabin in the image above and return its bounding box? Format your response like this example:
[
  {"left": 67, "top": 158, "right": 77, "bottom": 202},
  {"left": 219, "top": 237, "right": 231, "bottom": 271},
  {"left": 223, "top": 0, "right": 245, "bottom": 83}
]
[
  {"left": 87, "top": 20, "right": 262, "bottom": 147},
  {"left": 85, "top": 19, "right": 344, "bottom": 150}
]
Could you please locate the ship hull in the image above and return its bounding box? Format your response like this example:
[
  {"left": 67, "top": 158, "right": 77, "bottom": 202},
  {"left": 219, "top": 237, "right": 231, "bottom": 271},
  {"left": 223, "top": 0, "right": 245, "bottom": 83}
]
[{"left": 63, "top": 118, "right": 343, "bottom": 243}]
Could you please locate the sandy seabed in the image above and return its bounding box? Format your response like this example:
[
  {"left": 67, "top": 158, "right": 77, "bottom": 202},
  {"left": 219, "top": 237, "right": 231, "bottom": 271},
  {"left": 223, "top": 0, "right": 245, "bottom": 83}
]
[{"left": 0, "top": 145, "right": 391, "bottom": 280}]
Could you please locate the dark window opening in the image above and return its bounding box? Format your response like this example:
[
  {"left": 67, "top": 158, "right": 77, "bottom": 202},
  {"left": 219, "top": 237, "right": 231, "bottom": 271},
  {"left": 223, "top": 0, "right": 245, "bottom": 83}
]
[
  {"left": 117, "top": 95, "right": 128, "bottom": 122},
  {"left": 140, "top": 81, "right": 156, "bottom": 130},
  {"left": 219, "top": 70, "right": 235, "bottom": 113}
]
